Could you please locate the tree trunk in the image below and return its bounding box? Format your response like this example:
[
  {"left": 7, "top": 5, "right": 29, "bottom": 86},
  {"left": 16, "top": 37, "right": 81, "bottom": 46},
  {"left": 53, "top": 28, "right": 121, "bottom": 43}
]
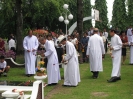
[
  {"left": 77, "top": 0, "right": 83, "bottom": 38},
  {"left": 16, "top": 0, "right": 23, "bottom": 54}
]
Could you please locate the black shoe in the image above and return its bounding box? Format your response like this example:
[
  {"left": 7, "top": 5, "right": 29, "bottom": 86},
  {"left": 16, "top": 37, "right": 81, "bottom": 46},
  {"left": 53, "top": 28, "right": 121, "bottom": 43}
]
[
  {"left": 62, "top": 84, "right": 69, "bottom": 87},
  {"left": 116, "top": 77, "right": 121, "bottom": 80},
  {"left": 93, "top": 76, "right": 98, "bottom": 79},
  {"left": 62, "top": 84, "right": 77, "bottom": 87},
  {"left": 30, "top": 74, "right": 34, "bottom": 76},
  {"left": 52, "top": 83, "right": 57, "bottom": 85},
  {"left": 26, "top": 74, "right": 30, "bottom": 77},
  {"left": 107, "top": 77, "right": 117, "bottom": 83},
  {"left": 48, "top": 84, "right": 52, "bottom": 86}
]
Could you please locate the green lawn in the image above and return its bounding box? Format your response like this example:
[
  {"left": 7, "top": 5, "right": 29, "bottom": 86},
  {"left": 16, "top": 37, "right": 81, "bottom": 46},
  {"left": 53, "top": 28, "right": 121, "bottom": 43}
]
[{"left": 1, "top": 53, "right": 133, "bottom": 99}]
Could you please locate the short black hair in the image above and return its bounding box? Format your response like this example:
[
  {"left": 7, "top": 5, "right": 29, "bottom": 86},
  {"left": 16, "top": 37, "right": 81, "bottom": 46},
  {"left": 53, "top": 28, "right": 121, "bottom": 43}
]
[
  {"left": 0, "top": 56, "right": 5, "bottom": 59},
  {"left": 110, "top": 29, "right": 116, "bottom": 33},
  {"left": 62, "top": 38, "right": 67, "bottom": 42},
  {"left": 46, "top": 34, "right": 52, "bottom": 39}
]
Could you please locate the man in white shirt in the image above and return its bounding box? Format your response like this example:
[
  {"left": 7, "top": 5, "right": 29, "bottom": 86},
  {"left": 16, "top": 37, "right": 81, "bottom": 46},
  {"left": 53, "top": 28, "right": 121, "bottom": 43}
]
[
  {"left": 86, "top": 28, "right": 105, "bottom": 79},
  {"left": 107, "top": 29, "right": 122, "bottom": 82},
  {"left": 8, "top": 36, "right": 16, "bottom": 52},
  {"left": 40, "top": 37, "right": 61, "bottom": 85},
  {"left": 23, "top": 30, "right": 39, "bottom": 77},
  {"left": 55, "top": 34, "right": 64, "bottom": 67},
  {"left": 103, "top": 29, "right": 108, "bottom": 53},
  {"left": 61, "top": 38, "right": 80, "bottom": 87},
  {"left": 127, "top": 26, "right": 132, "bottom": 42}
]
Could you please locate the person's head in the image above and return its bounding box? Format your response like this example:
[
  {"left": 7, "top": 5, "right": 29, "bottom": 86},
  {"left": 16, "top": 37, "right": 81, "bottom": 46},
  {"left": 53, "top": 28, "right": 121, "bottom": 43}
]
[
  {"left": 59, "top": 29, "right": 62, "bottom": 32},
  {"left": 103, "top": 29, "right": 106, "bottom": 32},
  {"left": 0, "top": 37, "right": 2, "bottom": 41},
  {"left": 132, "top": 29, "right": 133, "bottom": 34},
  {"left": 100, "top": 31, "right": 103, "bottom": 36},
  {"left": 10, "top": 34, "right": 14, "bottom": 36},
  {"left": 110, "top": 29, "right": 116, "bottom": 37},
  {"left": 28, "top": 30, "right": 33, "bottom": 37},
  {"left": 84, "top": 32, "right": 87, "bottom": 37},
  {"left": 56, "top": 34, "right": 59, "bottom": 38},
  {"left": 10, "top": 36, "right": 13, "bottom": 40},
  {"left": 39, "top": 37, "right": 47, "bottom": 45},
  {"left": 61, "top": 38, "right": 67, "bottom": 45},
  {"left": 0, "top": 56, "right": 5, "bottom": 63},
  {"left": 93, "top": 28, "right": 99, "bottom": 34},
  {"left": 47, "top": 35, "right": 52, "bottom": 40},
  {"left": 115, "top": 27, "right": 118, "bottom": 30},
  {"left": 71, "top": 35, "right": 74, "bottom": 39},
  {"left": 67, "top": 35, "right": 71, "bottom": 40},
  {"left": 121, "top": 31, "right": 126, "bottom": 36}
]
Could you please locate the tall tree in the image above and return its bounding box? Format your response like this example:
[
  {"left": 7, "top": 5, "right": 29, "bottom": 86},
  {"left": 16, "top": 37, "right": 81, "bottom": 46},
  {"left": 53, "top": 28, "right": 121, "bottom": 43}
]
[
  {"left": 83, "top": 0, "right": 92, "bottom": 30},
  {"left": 16, "top": 0, "right": 23, "bottom": 54},
  {"left": 111, "top": 0, "right": 127, "bottom": 30},
  {"left": 77, "top": 0, "right": 83, "bottom": 37},
  {"left": 127, "top": 0, "right": 133, "bottom": 26},
  {"left": 95, "top": 0, "right": 108, "bottom": 30}
]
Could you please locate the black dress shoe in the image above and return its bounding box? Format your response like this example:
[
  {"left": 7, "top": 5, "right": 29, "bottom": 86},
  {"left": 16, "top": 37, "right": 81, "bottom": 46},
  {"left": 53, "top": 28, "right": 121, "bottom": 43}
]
[
  {"left": 107, "top": 77, "right": 117, "bottom": 82},
  {"left": 62, "top": 84, "right": 76, "bottom": 87},
  {"left": 26, "top": 74, "right": 30, "bottom": 77},
  {"left": 52, "top": 83, "right": 57, "bottom": 85},
  {"left": 30, "top": 74, "right": 34, "bottom": 76},
  {"left": 62, "top": 84, "right": 69, "bottom": 87},
  {"left": 116, "top": 77, "right": 121, "bottom": 80},
  {"left": 48, "top": 84, "right": 52, "bottom": 86},
  {"left": 93, "top": 76, "right": 98, "bottom": 79}
]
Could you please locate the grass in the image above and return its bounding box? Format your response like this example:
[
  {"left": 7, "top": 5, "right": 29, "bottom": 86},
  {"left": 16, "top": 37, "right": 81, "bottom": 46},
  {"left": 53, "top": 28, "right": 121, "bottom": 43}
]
[{"left": 1, "top": 53, "right": 133, "bottom": 99}]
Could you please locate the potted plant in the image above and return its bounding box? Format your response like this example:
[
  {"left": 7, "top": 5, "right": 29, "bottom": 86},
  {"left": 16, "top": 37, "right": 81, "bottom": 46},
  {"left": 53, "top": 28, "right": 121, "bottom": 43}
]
[{"left": 36, "top": 61, "right": 46, "bottom": 76}]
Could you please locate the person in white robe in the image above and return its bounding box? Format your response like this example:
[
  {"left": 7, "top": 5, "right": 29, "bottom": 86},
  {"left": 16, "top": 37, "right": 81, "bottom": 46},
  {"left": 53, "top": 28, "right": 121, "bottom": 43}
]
[
  {"left": 107, "top": 29, "right": 122, "bottom": 82},
  {"left": 40, "top": 37, "right": 61, "bottom": 85},
  {"left": 61, "top": 38, "right": 80, "bottom": 87},
  {"left": 23, "top": 30, "right": 39, "bottom": 77},
  {"left": 129, "top": 29, "right": 133, "bottom": 64},
  {"left": 86, "top": 28, "right": 105, "bottom": 79},
  {"left": 127, "top": 26, "right": 132, "bottom": 42}
]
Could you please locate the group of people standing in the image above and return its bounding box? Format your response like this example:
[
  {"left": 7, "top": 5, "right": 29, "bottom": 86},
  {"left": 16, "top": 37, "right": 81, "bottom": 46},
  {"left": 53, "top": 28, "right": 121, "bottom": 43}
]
[
  {"left": 23, "top": 26, "right": 133, "bottom": 87},
  {"left": 23, "top": 30, "right": 80, "bottom": 87}
]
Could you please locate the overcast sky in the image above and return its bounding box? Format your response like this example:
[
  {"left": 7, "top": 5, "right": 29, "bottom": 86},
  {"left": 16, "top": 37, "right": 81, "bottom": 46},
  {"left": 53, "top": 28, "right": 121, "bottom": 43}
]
[{"left": 91, "top": 0, "right": 114, "bottom": 22}]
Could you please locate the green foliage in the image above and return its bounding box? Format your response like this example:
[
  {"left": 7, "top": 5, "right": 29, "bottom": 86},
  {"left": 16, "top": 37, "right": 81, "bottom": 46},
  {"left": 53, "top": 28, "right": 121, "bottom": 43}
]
[
  {"left": 111, "top": 0, "right": 127, "bottom": 30},
  {"left": 95, "top": 0, "right": 108, "bottom": 30},
  {"left": 127, "top": 0, "right": 133, "bottom": 26},
  {"left": 0, "top": 0, "right": 92, "bottom": 38}
]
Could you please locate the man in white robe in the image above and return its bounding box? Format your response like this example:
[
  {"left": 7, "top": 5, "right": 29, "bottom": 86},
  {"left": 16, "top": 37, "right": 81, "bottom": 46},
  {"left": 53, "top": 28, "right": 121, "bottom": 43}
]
[
  {"left": 127, "top": 26, "right": 132, "bottom": 42},
  {"left": 129, "top": 29, "right": 133, "bottom": 64},
  {"left": 40, "top": 37, "right": 61, "bottom": 85},
  {"left": 61, "top": 38, "right": 80, "bottom": 87},
  {"left": 107, "top": 29, "right": 122, "bottom": 82},
  {"left": 86, "top": 28, "right": 105, "bottom": 79},
  {"left": 23, "top": 30, "right": 39, "bottom": 77}
]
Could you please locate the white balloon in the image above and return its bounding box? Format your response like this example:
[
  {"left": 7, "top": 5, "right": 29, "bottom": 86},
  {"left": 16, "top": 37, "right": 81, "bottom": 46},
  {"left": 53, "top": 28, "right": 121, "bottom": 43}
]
[
  {"left": 68, "top": 14, "right": 73, "bottom": 20},
  {"left": 63, "top": 4, "right": 69, "bottom": 9},
  {"left": 64, "top": 19, "right": 69, "bottom": 25},
  {"left": 59, "top": 16, "right": 64, "bottom": 22}
]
